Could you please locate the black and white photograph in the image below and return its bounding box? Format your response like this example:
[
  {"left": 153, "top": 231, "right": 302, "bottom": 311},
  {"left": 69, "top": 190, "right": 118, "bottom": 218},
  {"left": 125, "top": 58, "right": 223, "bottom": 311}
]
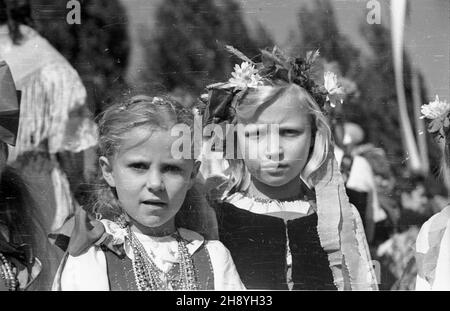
[{"left": 0, "top": 0, "right": 449, "bottom": 297}]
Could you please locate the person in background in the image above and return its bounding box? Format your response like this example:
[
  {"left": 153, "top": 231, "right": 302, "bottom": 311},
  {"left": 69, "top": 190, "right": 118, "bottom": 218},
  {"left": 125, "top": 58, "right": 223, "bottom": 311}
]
[
  {"left": 352, "top": 138, "right": 402, "bottom": 247},
  {"left": 0, "top": 61, "right": 55, "bottom": 290},
  {"left": 415, "top": 96, "right": 450, "bottom": 290},
  {"left": 0, "top": 0, "right": 98, "bottom": 280},
  {"left": 334, "top": 122, "right": 386, "bottom": 245},
  {"left": 0, "top": 0, "right": 99, "bottom": 229}
]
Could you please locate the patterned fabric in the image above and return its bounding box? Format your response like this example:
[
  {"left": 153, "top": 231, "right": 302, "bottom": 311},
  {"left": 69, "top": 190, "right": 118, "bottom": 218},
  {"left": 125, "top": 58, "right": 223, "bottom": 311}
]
[
  {"left": 1, "top": 25, "right": 98, "bottom": 234},
  {"left": 1, "top": 25, "right": 98, "bottom": 159},
  {"left": 104, "top": 243, "right": 215, "bottom": 291}
]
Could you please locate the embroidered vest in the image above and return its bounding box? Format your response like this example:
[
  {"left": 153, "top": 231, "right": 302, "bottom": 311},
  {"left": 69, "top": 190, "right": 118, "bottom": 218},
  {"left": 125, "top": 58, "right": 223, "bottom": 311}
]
[{"left": 104, "top": 243, "right": 215, "bottom": 291}]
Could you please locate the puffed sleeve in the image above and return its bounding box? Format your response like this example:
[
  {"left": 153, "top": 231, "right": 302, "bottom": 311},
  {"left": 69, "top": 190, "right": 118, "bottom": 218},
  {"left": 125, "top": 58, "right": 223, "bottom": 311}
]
[
  {"left": 52, "top": 247, "right": 109, "bottom": 291},
  {"left": 205, "top": 241, "right": 246, "bottom": 290}
]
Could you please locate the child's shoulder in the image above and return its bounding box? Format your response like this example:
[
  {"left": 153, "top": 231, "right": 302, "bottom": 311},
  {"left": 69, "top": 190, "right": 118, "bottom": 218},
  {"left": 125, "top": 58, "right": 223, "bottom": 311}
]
[
  {"left": 203, "top": 239, "right": 228, "bottom": 253},
  {"left": 178, "top": 228, "right": 227, "bottom": 252},
  {"left": 56, "top": 246, "right": 109, "bottom": 290},
  {"left": 417, "top": 206, "right": 450, "bottom": 246}
]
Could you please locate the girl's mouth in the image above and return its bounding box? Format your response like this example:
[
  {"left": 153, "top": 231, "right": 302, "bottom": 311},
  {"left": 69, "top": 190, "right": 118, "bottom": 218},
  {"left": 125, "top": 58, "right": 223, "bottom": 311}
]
[
  {"left": 141, "top": 199, "right": 167, "bottom": 207},
  {"left": 261, "top": 162, "right": 289, "bottom": 170}
]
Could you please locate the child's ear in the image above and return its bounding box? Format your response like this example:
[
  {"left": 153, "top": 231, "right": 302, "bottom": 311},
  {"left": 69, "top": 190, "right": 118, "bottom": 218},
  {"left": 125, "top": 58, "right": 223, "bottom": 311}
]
[
  {"left": 99, "top": 156, "right": 116, "bottom": 187},
  {"left": 188, "top": 160, "right": 201, "bottom": 189}
]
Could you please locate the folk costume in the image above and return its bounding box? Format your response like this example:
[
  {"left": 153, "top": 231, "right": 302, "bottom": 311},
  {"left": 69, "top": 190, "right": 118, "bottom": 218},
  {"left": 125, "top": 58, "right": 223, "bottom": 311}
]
[
  {"left": 0, "top": 61, "right": 42, "bottom": 291},
  {"left": 415, "top": 206, "right": 450, "bottom": 290},
  {"left": 0, "top": 24, "right": 98, "bottom": 234},
  {"left": 416, "top": 96, "right": 450, "bottom": 290},
  {"left": 199, "top": 46, "right": 378, "bottom": 290},
  {"left": 52, "top": 213, "right": 244, "bottom": 291}
]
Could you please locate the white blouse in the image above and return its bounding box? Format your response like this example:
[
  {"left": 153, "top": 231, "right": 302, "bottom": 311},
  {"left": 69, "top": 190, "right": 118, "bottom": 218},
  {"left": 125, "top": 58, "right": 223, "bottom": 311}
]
[
  {"left": 415, "top": 207, "right": 450, "bottom": 290},
  {"left": 52, "top": 227, "right": 245, "bottom": 291}
]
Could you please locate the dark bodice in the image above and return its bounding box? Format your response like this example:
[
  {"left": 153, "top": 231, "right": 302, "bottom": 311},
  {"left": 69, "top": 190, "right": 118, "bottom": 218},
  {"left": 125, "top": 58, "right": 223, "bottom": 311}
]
[
  {"left": 346, "top": 188, "right": 368, "bottom": 224},
  {"left": 215, "top": 202, "right": 336, "bottom": 290}
]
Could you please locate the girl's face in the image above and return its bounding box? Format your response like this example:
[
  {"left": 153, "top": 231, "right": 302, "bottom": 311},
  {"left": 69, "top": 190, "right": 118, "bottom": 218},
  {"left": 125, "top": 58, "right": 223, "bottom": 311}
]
[
  {"left": 100, "top": 127, "right": 199, "bottom": 235},
  {"left": 236, "top": 96, "right": 312, "bottom": 187}
]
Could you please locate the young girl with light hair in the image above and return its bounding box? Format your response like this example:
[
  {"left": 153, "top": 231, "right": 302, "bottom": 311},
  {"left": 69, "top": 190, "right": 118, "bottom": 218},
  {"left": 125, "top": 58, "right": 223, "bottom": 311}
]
[
  {"left": 415, "top": 96, "right": 450, "bottom": 290},
  {"left": 200, "top": 47, "right": 378, "bottom": 290}
]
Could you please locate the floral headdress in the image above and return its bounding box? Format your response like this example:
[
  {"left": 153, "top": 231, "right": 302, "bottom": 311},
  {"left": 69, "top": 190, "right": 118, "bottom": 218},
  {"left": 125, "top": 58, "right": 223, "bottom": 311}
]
[
  {"left": 421, "top": 95, "right": 450, "bottom": 141},
  {"left": 200, "top": 46, "right": 345, "bottom": 125}
]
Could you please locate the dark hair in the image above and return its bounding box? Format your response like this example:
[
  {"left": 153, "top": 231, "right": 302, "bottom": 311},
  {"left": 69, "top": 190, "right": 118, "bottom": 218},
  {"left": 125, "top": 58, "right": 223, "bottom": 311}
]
[{"left": 0, "top": 0, "right": 33, "bottom": 44}]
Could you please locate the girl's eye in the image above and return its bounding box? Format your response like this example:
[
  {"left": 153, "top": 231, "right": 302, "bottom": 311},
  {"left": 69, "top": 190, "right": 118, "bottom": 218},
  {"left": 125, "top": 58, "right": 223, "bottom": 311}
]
[
  {"left": 281, "top": 129, "right": 301, "bottom": 137},
  {"left": 129, "top": 163, "right": 148, "bottom": 171},
  {"left": 163, "top": 165, "right": 183, "bottom": 174}
]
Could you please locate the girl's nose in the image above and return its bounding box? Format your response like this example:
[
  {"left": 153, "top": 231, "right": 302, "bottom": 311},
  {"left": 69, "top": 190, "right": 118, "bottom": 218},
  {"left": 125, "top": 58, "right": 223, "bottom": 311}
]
[
  {"left": 146, "top": 170, "right": 165, "bottom": 192},
  {"left": 264, "top": 129, "right": 283, "bottom": 161},
  {"left": 265, "top": 145, "right": 283, "bottom": 161}
]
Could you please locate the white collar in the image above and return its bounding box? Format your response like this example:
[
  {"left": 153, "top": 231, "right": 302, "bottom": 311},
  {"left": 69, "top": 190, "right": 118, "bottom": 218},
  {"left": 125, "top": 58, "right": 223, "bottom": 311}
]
[{"left": 225, "top": 192, "right": 314, "bottom": 220}]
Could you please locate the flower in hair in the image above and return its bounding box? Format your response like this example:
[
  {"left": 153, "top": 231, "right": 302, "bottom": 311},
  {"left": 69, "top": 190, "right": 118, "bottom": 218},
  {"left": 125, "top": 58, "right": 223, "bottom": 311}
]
[
  {"left": 324, "top": 71, "right": 345, "bottom": 108},
  {"left": 200, "top": 45, "right": 346, "bottom": 125},
  {"left": 421, "top": 95, "right": 450, "bottom": 120},
  {"left": 228, "top": 62, "right": 263, "bottom": 89},
  {"left": 421, "top": 95, "right": 450, "bottom": 139},
  {"left": 152, "top": 97, "right": 165, "bottom": 105}
]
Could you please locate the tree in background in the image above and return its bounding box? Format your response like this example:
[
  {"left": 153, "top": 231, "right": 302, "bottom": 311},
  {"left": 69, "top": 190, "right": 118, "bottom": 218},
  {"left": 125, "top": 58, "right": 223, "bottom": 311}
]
[
  {"left": 294, "top": 0, "right": 361, "bottom": 77},
  {"left": 139, "top": 0, "right": 273, "bottom": 99},
  {"left": 292, "top": 0, "right": 443, "bottom": 193},
  {"left": 32, "top": 0, "right": 130, "bottom": 114},
  {"left": 349, "top": 22, "right": 441, "bottom": 190}
]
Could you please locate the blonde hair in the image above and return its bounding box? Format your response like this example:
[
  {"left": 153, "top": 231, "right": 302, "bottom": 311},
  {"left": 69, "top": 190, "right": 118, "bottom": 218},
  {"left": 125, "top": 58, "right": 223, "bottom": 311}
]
[{"left": 225, "top": 83, "right": 332, "bottom": 195}]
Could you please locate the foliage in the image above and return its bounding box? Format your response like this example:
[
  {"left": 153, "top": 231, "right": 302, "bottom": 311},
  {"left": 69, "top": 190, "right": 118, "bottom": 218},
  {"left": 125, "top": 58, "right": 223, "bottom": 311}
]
[
  {"left": 32, "top": 0, "right": 130, "bottom": 114},
  {"left": 140, "top": 0, "right": 274, "bottom": 99},
  {"left": 293, "top": 0, "right": 445, "bottom": 194}
]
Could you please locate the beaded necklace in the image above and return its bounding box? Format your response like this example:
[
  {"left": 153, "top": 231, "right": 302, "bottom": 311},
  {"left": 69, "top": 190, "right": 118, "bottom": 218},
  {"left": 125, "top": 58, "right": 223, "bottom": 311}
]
[
  {"left": 126, "top": 227, "right": 199, "bottom": 291},
  {"left": 0, "top": 252, "right": 18, "bottom": 291}
]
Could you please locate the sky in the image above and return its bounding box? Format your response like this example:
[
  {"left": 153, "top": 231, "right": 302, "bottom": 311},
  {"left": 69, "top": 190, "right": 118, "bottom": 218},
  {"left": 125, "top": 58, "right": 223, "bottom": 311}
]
[{"left": 121, "top": 0, "right": 450, "bottom": 101}]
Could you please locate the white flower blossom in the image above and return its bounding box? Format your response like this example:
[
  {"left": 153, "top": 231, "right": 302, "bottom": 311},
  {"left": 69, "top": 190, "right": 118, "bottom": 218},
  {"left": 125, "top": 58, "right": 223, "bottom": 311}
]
[
  {"left": 324, "top": 71, "right": 345, "bottom": 96},
  {"left": 324, "top": 71, "right": 345, "bottom": 107},
  {"left": 421, "top": 95, "right": 450, "bottom": 119},
  {"left": 228, "top": 62, "right": 263, "bottom": 89}
]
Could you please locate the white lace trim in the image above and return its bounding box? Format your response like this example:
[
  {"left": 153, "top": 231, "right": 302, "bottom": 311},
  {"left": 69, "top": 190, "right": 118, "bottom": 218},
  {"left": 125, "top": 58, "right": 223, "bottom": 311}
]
[{"left": 225, "top": 192, "right": 312, "bottom": 219}]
